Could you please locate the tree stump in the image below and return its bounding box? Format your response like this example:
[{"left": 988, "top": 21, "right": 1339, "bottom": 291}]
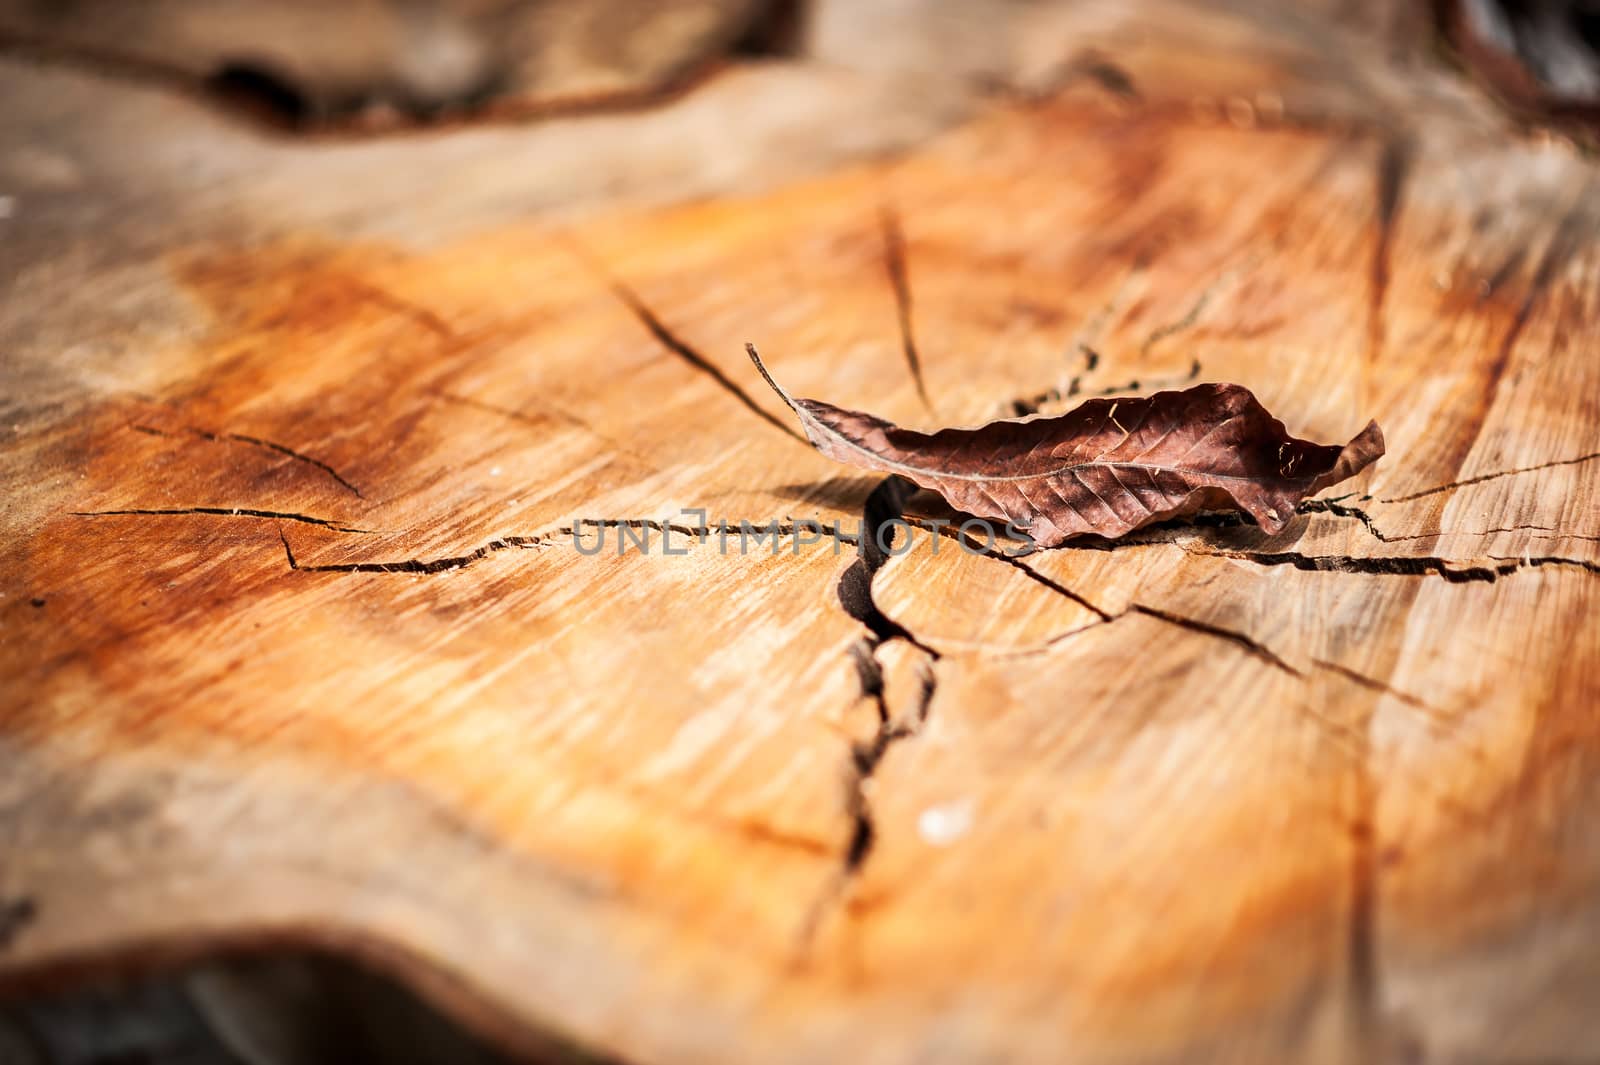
[{"left": 3, "top": 2, "right": 1599, "bottom": 1062}]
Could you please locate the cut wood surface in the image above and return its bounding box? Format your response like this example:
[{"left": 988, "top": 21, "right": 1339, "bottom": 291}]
[{"left": 3, "top": 2, "right": 1600, "bottom": 1063}]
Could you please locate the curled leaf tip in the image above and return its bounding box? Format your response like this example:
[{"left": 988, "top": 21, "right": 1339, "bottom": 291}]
[{"left": 746, "top": 342, "right": 797, "bottom": 412}]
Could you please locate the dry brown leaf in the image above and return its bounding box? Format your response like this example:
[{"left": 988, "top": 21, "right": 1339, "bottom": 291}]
[{"left": 748, "top": 343, "right": 1384, "bottom": 547}]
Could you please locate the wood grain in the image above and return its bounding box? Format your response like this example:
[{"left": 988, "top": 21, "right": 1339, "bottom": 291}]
[{"left": 3, "top": 2, "right": 1599, "bottom": 1062}]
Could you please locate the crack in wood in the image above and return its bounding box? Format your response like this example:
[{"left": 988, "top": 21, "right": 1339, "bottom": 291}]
[
  {"left": 1311, "top": 658, "right": 1436, "bottom": 713},
  {"left": 1380, "top": 448, "right": 1600, "bottom": 504},
  {"left": 1281, "top": 500, "right": 1595, "bottom": 550},
  {"left": 276, "top": 520, "right": 855, "bottom": 576},
  {"left": 801, "top": 475, "right": 942, "bottom": 946},
  {"left": 1377, "top": 524, "right": 1600, "bottom": 544},
  {"left": 879, "top": 206, "right": 934, "bottom": 414},
  {"left": 1298, "top": 497, "right": 1394, "bottom": 541},
  {"left": 1011, "top": 354, "right": 1203, "bottom": 417},
  {"left": 1003, "top": 264, "right": 1155, "bottom": 418},
  {"left": 835, "top": 479, "right": 939, "bottom": 652},
  {"left": 1138, "top": 271, "right": 1232, "bottom": 356},
  {"left": 1391, "top": 189, "right": 1592, "bottom": 508},
  {"left": 80, "top": 501, "right": 1592, "bottom": 586},
  {"left": 72, "top": 507, "right": 374, "bottom": 532},
  {"left": 1366, "top": 135, "right": 1413, "bottom": 373},
  {"left": 131, "top": 423, "right": 363, "bottom": 497},
  {"left": 279, "top": 527, "right": 548, "bottom": 574},
  {"left": 934, "top": 531, "right": 1302, "bottom": 673},
  {"left": 1127, "top": 602, "right": 1303, "bottom": 674},
  {"left": 563, "top": 239, "right": 805, "bottom": 444},
  {"left": 932, "top": 523, "right": 1111, "bottom": 619},
  {"left": 343, "top": 276, "right": 457, "bottom": 341},
  {"left": 1178, "top": 542, "right": 1600, "bottom": 581}
]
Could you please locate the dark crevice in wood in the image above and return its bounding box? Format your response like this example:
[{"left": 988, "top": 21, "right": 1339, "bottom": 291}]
[
  {"left": 835, "top": 478, "right": 938, "bottom": 652},
  {"left": 1442, "top": 0, "right": 1600, "bottom": 141},
  {"left": 1179, "top": 543, "right": 1600, "bottom": 580},
  {"left": 131, "top": 423, "right": 363, "bottom": 498},
  {"left": 1086, "top": 360, "right": 1205, "bottom": 399},
  {"left": 1371, "top": 523, "right": 1600, "bottom": 543},
  {"left": 1127, "top": 604, "right": 1303, "bottom": 675},
  {"left": 803, "top": 476, "right": 942, "bottom": 945},
  {"left": 1305, "top": 661, "right": 1473, "bottom": 757},
  {"left": 277, "top": 519, "right": 854, "bottom": 576},
  {"left": 1312, "top": 658, "right": 1437, "bottom": 712},
  {"left": 1488, "top": 553, "right": 1600, "bottom": 574},
  {"left": 227, "top": 433, "right": 361, "bottom": 498},
  {"left": 72, "top": 507, "right": 373, "bottom": 533},
  {"left": 1007, "top": 559, "right": 1112, "bottom": 620},
  {"left": 568, "top": 519, "right": 715, "bottom": 539},
  {"left": 826, "top": 644, "right": 932, "bottom": 925},
  {"left": 943, "top": 536, "right": 1300, "bottom": 674},
  {"left": 1299, "top": 497, "right": 1394, "bottom": 541},
  {"left": 427, "top": 392, "right": 551, "bottom": 432},
  {"left": 343, "top": 278, "right": 458, "bottom": 341},
  {"left": 1367, "top": 135, "right": 1413, "bottom": 369},
  {"left": 1409, "top": 191, "right": 1589, "bottom": 505},
  {"left": 879, "top": 206, "right": 934, "bottom": 413},
  {"left": 996, "top": 590, "right": 1301, "bottom": 675},
  {"left": 572, "top": 247, "right": 806, "bottom": 444},
  {"left": 721, "top": 818, "right": 835, "bottom": 858},
  {"left": 1103, "top": 496, "right": 1592, "bottom": 554},
  {"left": 932, "top": 525, "right": 1112, "bottom": 619},
  {"left": 843, "top": 638, "right": 893, "bottom": 874},
  {"left": 1009, "top": 346, "right": 1097, "bottom": 417},
  {"left": 1380, "top": 447, "right": 1600, "bottom": 503},
  {"left": 279, "top": 527, "right": 547, "bottom": 575},
  {"left": 1010, "top": 355, "right": 1204, "bottom": 417},
  {"left": 1139, "top": 279, "right": 1219, "bottom": 356},
  {"left": 1292, "top": 500, "right": 1596, "bottom": 549}
]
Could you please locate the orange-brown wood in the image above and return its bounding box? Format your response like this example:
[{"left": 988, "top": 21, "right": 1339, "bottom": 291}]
[{"left": 3, "top": 2, "right": 1599, "bottom": 1062}]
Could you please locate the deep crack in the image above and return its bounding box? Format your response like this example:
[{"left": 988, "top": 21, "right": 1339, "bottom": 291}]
[
  {"left": 1299, "top": 498, "right": 1393, "bottom": 541},
  {"left": 803, "top": 475, "right": 943, "bottom": 943}
]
